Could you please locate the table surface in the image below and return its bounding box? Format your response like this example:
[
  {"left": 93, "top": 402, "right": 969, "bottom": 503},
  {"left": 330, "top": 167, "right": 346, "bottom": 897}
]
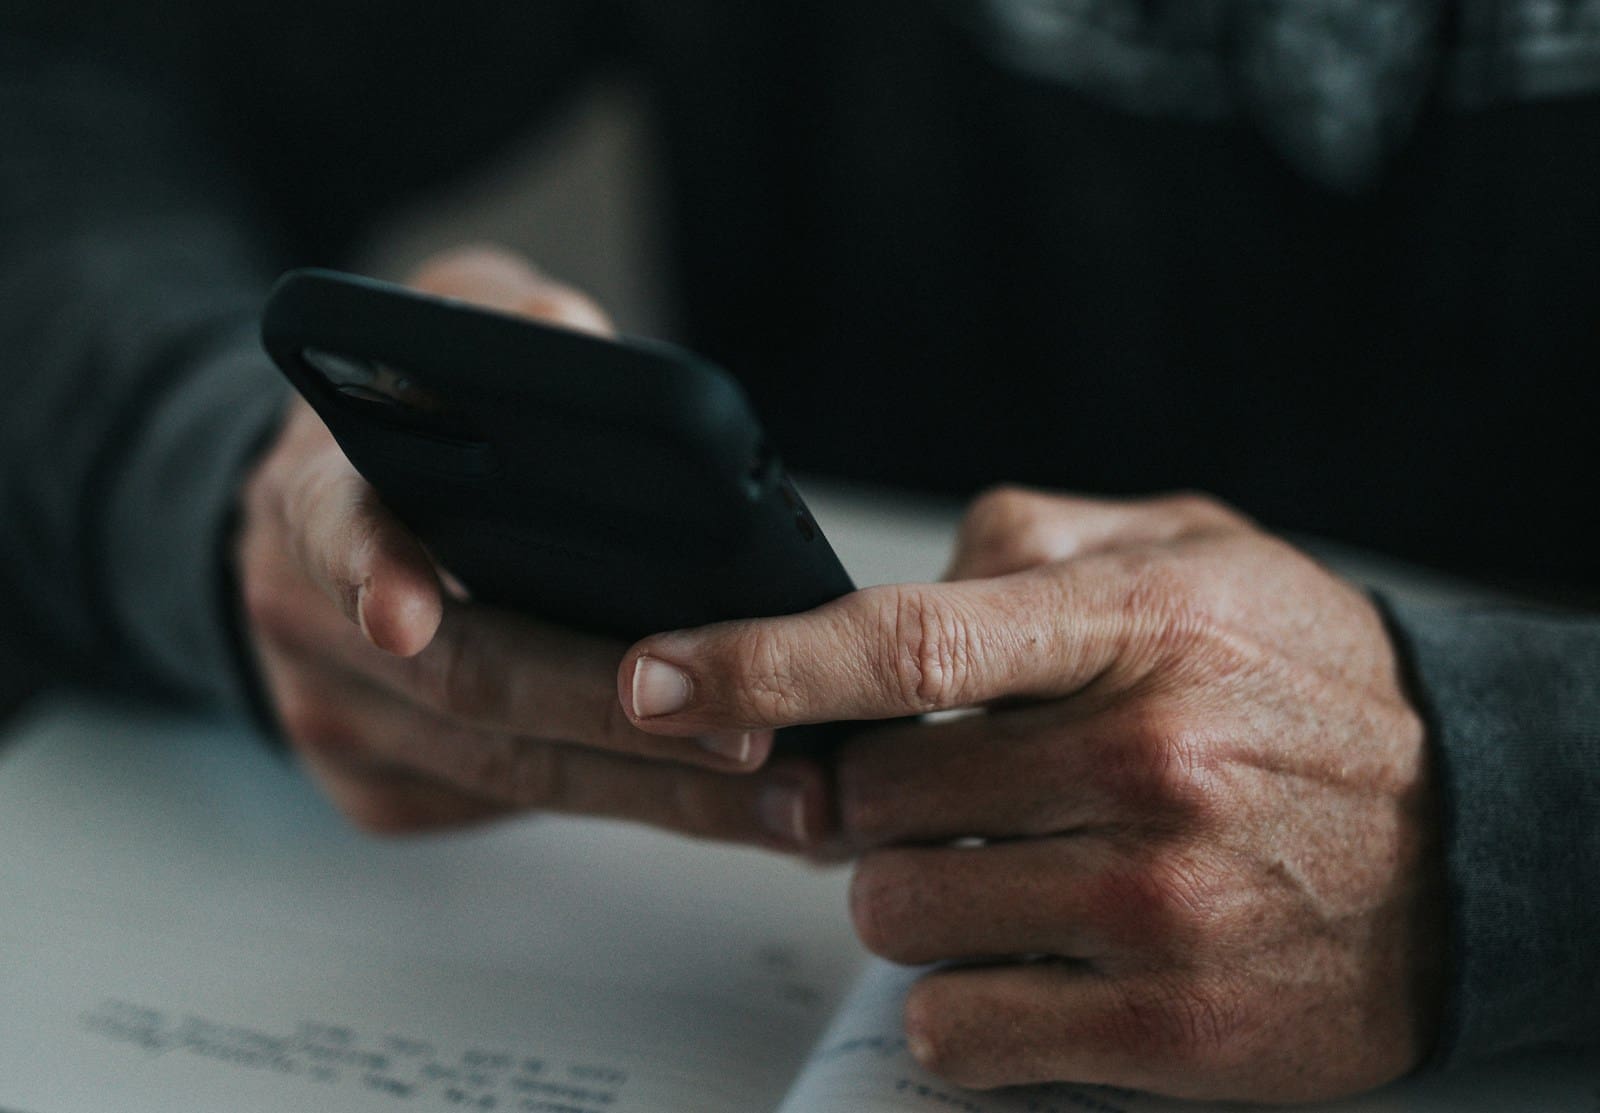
[{"left": 0, "top": 481, "right": 1592, "bottom": 1113}]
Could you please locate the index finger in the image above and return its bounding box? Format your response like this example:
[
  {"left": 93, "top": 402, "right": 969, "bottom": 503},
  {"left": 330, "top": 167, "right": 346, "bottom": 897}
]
[
  {"left": 619, "top": 565, "right": 1146, "bottom": 735},
  {"left": 259, "top": 585, "right": 773, "bottom": 771}
]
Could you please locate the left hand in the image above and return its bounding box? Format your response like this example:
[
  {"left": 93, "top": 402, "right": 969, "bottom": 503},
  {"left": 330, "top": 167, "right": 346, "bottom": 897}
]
[
  {"left": 236, "top": 245, "right": 821, "bottom": 844},
  {"left": 619, "top": 487, "right": 1445, "bottom": 1103}
]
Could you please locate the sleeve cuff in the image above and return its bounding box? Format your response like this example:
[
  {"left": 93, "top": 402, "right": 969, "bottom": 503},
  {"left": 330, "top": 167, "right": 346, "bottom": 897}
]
[
  {"left": 101, "top": 319, "right": 289, "bottom": 715},
  {"left": 1381, "top": 596, "right": 1600, "bottom": 1064}
]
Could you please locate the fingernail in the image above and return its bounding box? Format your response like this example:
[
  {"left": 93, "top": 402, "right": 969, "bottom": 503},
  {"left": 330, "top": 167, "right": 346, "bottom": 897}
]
[
  {"left": 759, "top": 782, "right": 809, "bottom": 845},
  {"left": 631, "top": 656, "right": 691, "bottom": 719},
  {"left": 697, "top": 731, "right": 756, "bottom": 764}
]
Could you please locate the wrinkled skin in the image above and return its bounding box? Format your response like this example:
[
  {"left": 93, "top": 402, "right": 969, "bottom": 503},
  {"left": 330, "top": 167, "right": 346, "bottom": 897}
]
[
  {"left": 239, "top": 245, "right": 1445, "bottom": 1102},
  {"left": 236, "top": 246, "right": 822, "bottom": 843},
  {"left": 621, "top": 488, "right": 1446, "bottom": 1103}
]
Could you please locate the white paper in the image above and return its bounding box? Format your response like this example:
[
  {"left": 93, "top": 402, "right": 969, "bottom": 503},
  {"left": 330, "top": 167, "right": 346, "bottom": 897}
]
[
  {"left": 0, "top": 701, "right": 867, "bottom": 1112},
  {"left": 1, "top": 484, "right": 1591, "bottom": 1111},
  {"left": 776, "top": 962, "right": 1599, "bottom": 1113},
  {"left": 0, "top": 481, "right": 952, "bottom": 1113}
]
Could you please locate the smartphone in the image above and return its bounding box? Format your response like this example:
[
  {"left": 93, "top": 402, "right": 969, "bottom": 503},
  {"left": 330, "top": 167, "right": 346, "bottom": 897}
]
[{"left": 261, "top": 268, "right": 857, "bottom": 648}]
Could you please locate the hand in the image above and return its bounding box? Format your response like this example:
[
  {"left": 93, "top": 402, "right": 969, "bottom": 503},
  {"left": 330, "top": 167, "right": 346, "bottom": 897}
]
[
  {"left": 620, "top": 487, "right": 1445, "bottom": 1102},
  {"left": 236, "top": 245, "right": 827, "bottom": 844}
]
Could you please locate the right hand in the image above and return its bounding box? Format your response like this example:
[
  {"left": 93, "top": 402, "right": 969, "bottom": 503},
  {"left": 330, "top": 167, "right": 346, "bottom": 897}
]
[{"left": 235, "top": 246, "right": 830, "bottom": 846}]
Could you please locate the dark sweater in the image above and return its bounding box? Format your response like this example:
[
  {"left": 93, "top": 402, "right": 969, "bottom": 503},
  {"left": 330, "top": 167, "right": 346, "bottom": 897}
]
[{"left": 1, "top": 0, "right": 1595, "bottom": 1069}]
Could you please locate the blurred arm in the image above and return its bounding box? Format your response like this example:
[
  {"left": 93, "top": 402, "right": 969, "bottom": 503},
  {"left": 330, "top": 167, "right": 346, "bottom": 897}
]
[
  {"left": 0, "top": 43, "right": 287, "bottom": 711},
  {"left": 0, "top": 7, "right": 615, "bottom": 715}
]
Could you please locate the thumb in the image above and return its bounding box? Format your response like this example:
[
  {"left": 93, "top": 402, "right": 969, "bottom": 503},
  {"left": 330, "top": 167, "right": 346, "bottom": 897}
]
[{"left": 275, "top": 408, "right": 445, "bottom": 657}]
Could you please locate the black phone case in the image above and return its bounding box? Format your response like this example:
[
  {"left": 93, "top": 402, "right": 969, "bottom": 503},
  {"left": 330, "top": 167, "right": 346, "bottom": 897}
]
[{"left": 261, "top": 269, "right": 856, "bottom": 643}]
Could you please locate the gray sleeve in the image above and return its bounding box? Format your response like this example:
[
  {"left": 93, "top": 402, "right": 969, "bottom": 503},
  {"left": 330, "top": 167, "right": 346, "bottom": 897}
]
[
  {"left": 1382, "top": 598, "right": 1600, "bottom": 1063},
  {"left": 0, "top": 46, "right": 289, "bottom": 712},
  {"left": 0, "top": 6, "right": 617, "bottom": 719}
]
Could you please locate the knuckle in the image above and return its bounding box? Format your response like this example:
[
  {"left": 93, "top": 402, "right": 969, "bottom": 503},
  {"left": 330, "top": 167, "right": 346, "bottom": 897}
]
[
  {"left": 1158, "top": 491, "right": 1237, "bottom": 527},
  {"left": 1120, "top": 559, "right": 1220, "bottom": 666},
  {"left": 1110, "top": 706, "right": 1213, "bottom": 815},
  {"left": 962, "top": 485, "right": 1040, "bottom": 538},
  {"left": 723, "top": 623, "right": 803, "bottom": 723},
  {"left": 994, "top": 529, "right": 1065, "bottom": 576},
  {"left": 958, "top": 486, "right": 1064, "bottom": 570},
  {"left": 1120, "top": 557, "right": 1263, "bottom": 692},
  {"left": 1095, "top": 851, "right": 1219, "bottom": 952},
  {"left": 1121, "top": 978, "right": 1242, "bottom": 1073},
  {"left": 415, "top": 624, "right": 504, "bottom": 722},
  {"left": 1120, "top": 554, "right": 1192, "bottom": 627},
  {"left": 880, "top": 586, "right": 978, "bottom": 711}
]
